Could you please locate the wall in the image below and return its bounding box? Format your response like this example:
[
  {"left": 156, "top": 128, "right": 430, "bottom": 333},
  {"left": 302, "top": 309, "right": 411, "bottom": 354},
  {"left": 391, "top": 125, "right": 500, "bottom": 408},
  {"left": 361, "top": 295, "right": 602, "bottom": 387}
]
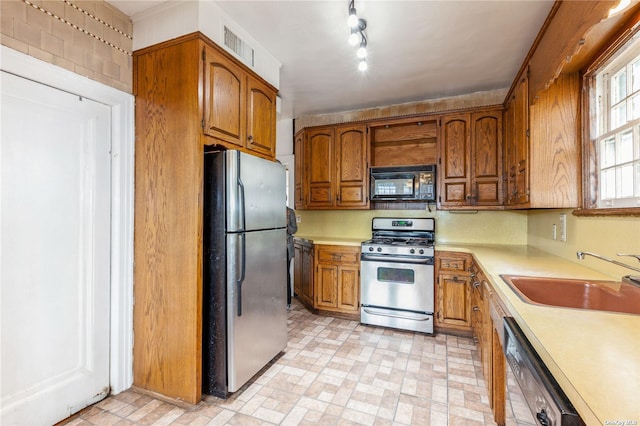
[
  {"left": 1, "top": 0, "right": 133, "bottom": 93},
  {"left": 130, "top": 0, "right": 281, "bottom": 90},
  {"left": 528, "top": 209, "right": 640, "bottom": 279},
  {"left": 296, "top": 209, "right": 528, "bottom": 245}
]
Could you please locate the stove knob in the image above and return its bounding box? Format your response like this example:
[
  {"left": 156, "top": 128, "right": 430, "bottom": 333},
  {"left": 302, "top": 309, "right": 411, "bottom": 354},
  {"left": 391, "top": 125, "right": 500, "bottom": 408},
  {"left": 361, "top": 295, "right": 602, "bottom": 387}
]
[
  {"left": 419, "top": 249, "right": 424, "bottom": 254},
  {"left": 369, "top": 247, "right": 374, "bottom": 252},
  {"left": 410, "top": 249, "right": 415, "bottom": 254},
  {"left": 377, "top": 247, "right": 382, "bottom": 252}
]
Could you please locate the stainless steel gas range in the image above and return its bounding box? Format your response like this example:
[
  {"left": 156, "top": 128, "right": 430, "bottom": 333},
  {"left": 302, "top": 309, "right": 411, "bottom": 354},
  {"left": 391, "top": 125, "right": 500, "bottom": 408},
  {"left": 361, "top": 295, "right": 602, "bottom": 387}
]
[{"left": 360, "top": 217, "right": 435, "bottom": 334}]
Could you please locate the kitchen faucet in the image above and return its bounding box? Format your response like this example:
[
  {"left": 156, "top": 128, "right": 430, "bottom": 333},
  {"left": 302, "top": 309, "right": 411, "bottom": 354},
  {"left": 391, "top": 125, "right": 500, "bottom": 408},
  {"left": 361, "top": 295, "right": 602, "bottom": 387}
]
[{"left": 576, "top": 251, "right": 640, "bottom": 284}]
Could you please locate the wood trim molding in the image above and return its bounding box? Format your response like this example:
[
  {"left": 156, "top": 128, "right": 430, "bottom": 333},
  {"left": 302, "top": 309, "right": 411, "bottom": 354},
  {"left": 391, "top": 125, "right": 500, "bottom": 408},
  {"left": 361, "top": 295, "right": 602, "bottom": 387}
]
[{"left": 573, "top": 208, "right": 640, "bottom": 216}]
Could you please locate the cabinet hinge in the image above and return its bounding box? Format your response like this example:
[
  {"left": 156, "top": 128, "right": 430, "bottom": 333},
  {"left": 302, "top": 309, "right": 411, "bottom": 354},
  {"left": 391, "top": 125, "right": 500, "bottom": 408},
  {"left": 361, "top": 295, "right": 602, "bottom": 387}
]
[
  {"left": 438, "top": 157, "right": 441, "bottom": 165},
  {"left": 526, "top": 129, "right": 530, "bottom": 137},
  {"left": 438, "top": 195, "right": 441, "bottom": 203},
  {"left": 202, "top": 48, "right": 205, "bottom": 61},
  {"left": 201, "top": 118, "right": 205, "bottom": 129}
]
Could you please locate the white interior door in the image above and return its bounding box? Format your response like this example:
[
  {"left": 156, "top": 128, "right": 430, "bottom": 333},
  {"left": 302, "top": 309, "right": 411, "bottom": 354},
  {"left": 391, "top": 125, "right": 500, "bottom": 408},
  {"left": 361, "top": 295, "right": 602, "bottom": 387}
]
[{"left": 1, "top": 71, "right": 112, "bottom": 425}]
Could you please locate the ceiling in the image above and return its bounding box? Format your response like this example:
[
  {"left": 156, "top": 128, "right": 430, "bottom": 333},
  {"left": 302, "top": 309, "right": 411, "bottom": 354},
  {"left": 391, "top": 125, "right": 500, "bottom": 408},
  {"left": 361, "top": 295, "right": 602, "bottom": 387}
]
[{"left": 108, "top": 1, "right": 555, "bottom": 118}]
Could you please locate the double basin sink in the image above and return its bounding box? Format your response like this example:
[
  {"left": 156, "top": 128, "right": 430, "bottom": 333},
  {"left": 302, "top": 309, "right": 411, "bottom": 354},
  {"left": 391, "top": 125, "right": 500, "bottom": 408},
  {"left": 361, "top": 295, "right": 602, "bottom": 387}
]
[{"left": 501, "top": 275, "right": 640, "bottom": 315}]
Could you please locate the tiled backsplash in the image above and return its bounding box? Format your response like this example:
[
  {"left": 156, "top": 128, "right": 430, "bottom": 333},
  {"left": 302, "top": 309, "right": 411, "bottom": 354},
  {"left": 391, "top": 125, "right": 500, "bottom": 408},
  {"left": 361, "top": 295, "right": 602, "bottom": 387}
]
[{"left": 1, "top": 0, "right": 133, "bottom": 93}]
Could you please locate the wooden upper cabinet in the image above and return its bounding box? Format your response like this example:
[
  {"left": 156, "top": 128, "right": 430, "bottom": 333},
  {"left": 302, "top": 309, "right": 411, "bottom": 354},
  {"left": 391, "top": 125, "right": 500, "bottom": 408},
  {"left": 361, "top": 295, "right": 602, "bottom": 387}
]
[
  {"left": 471, "top": 110, "right": 502, "bottom": 206},
  {"left": 513, "top": 75, "right": 530, "bottom": 206},
  {"left": 503, "top": 72, "right": 579, "bottom": 209},
  {"left": 203, "top": 45, "right": 246, "bottom": 147},
  {"left": 439, "top": 107, "right": 503, "bottom": 209},
  {"left": 299, "top": 124, "right": 369, "bottom": 209},
  {"left": 202, "top": 43, "right": 277, "bottom": 159},
  {"left": 306, "top": 127, "right": 334, "bottom": 208},
  {"left": 335, "top": 125, "right": 368, "bottom": 208},
  {"left": 439, "top": 114, "right": 470, "bottom": 207},
  {"left": 294, "top": 130, "right": 305, "bottom": 209},
  {"left": 504, "top": 72, "right": 530, "bottom": 207},
  {"left": 246, "top": 77, "right": 276, "bottom": 157}
]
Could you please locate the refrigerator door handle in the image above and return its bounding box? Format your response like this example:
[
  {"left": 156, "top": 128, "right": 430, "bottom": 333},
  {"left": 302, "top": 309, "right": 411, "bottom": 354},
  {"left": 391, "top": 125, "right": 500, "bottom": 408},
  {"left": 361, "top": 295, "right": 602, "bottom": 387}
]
[
  {"left": 237, "top": 233, "right": 246, "bottom": 316},
  {"left": 237, "top": 154, "right": 246, "bottom": 232}
]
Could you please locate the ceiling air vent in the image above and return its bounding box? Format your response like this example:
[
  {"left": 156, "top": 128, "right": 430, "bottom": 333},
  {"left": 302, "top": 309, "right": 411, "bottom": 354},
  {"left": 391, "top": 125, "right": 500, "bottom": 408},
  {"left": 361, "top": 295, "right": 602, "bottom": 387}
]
[{"left": 224, "top": 26, "right": 255, "bottom": 67}]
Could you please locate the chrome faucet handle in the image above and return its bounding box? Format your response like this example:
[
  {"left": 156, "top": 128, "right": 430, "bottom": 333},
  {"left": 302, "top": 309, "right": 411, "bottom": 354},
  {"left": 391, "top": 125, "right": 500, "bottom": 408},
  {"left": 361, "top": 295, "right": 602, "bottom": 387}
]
[{"left": 617, "top": 253, "right": 640, "bottom": 263}]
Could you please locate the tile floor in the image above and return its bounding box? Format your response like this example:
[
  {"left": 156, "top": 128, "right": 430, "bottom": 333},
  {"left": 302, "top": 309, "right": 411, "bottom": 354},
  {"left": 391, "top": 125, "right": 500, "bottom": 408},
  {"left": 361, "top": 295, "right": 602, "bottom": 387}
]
[{"left": 63, "top": 299, "right": 526, "bottom": 425}]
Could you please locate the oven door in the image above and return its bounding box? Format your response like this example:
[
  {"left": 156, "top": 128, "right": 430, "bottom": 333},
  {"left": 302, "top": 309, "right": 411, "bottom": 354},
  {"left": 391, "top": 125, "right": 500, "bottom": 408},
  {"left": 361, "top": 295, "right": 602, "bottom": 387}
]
[{"left": 360, "top": 254, "right": 434, "bottom": 313}]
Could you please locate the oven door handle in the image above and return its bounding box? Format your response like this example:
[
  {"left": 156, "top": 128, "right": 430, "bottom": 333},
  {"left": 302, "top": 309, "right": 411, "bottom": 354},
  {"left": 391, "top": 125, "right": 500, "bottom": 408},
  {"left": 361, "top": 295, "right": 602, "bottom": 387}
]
[
  {"left": 360, "top": 254, "right": 433, "bottom": 265},
  {"left": 363, "top": 307, "right": 432, "bottom": 321}
]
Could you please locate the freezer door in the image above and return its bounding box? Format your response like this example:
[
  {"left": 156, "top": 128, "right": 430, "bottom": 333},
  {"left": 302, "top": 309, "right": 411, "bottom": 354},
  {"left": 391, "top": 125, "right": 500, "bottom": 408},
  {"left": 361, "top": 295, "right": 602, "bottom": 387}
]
[
  {"left": 226, "top": 228, "right": 287, "bottom": 392},
  {"left": 226, "top": 150, "right": 286, "bottom": 232}
]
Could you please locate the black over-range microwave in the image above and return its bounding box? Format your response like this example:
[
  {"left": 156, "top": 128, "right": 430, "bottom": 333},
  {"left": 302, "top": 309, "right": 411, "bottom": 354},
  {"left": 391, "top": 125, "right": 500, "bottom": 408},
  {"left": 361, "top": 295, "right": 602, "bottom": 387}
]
[{"left": 370, "top": 164, "right": 436, "bottom": 202}]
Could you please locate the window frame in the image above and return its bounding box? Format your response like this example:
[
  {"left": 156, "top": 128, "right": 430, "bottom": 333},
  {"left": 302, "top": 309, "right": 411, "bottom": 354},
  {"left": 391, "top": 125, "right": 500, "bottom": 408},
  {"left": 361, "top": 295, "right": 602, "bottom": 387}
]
[{"left": 578, "top": 18, "right": 640, "bottom": 217}]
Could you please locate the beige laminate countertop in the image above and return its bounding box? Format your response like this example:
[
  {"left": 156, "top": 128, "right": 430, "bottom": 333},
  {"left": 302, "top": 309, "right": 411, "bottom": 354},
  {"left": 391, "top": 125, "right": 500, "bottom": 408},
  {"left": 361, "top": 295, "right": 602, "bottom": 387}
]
[
  {"left": 294, "top": 235, "right": 364, "bottom": 247},
  {"left": 437, "top": 244, "right": 640, "bottom": 426}
]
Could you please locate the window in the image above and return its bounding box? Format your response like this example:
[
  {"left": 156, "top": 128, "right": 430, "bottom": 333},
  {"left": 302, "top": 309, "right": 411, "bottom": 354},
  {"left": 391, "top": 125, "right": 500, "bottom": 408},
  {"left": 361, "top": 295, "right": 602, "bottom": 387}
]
[{"left": 590, "top": 32, "right": 640, "bottom": 209}]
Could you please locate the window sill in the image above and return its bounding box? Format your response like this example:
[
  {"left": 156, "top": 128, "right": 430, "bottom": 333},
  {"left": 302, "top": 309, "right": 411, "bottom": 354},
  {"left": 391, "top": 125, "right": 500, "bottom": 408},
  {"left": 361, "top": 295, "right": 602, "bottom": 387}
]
[{"left": 573, "top": 207, "right": 640, "bottom": 217}]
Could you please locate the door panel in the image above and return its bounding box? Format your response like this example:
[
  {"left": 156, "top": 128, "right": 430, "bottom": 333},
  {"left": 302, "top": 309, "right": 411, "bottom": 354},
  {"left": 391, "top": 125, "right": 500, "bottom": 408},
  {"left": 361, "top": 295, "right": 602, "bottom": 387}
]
[
  {"left": 306, "top": 128, "right": 334, "bottom": 207},
  {"left": 203, "top": 46, "right": 246, "bottom": 146},
  {"left": 226, "top": 151, "right": 286, "bottom": 232},
  {"left": 226, "top": 229, "right": 287, "bottom": 392},
  {"left": 1, "top": 72, "right": 111, "bottom": 425},
  {"left": 247, "top": 78, "right": 276, "bottom": 156}
]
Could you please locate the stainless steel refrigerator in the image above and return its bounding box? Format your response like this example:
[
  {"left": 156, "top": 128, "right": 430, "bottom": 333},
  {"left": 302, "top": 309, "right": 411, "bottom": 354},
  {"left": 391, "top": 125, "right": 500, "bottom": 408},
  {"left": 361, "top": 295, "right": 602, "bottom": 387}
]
[{"left": 203, "top": 149, "right": 288, "bottom": 398}]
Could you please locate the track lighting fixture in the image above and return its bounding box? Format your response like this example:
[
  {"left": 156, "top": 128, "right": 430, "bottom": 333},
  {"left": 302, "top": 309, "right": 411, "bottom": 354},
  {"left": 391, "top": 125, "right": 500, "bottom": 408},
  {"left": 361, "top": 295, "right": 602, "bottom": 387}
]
[
  {"left": 357, "top": 33, "right": 367, "bottom": 58},
  {"left": 347, "top": 0, "right": 358, "bottom": 27},
  {"left": 349, "top": 28, "right": 359, "bottom": 46},
  {"left": 347, "top": 0, "right": 369, "bottom": 71}
]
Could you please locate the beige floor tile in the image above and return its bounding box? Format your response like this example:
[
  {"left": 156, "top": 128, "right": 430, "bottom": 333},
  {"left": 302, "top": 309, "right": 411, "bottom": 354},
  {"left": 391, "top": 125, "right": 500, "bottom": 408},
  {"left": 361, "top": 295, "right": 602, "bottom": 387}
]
[{"left": 60, "top": 299, "right": 510, "bottom": 425}]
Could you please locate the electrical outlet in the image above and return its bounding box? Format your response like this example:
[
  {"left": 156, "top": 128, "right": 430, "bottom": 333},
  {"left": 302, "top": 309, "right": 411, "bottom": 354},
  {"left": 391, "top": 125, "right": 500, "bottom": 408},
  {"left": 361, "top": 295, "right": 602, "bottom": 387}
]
[
  {"left": 559, "top": 213, "right": 567, "bottom": 242},
  {"left": 296, "top": 215, "right": 301, "bottom": 223},
  {"left": 552, "top": 224, "right": 557, "bottom": 240}
]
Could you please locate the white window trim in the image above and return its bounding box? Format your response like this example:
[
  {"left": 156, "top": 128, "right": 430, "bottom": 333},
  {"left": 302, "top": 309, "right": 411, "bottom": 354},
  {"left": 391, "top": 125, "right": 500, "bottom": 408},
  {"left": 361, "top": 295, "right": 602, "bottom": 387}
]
[{"left": 592, "top": 34, "right": 640, "bottom": 208}]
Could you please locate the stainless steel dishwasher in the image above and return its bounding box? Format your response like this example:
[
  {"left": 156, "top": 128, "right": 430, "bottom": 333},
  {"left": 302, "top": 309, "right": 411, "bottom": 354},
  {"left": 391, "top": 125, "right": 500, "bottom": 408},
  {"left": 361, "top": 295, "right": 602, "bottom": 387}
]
[{"left": 503, "top": 317, "right": 585, "bottom": 426}]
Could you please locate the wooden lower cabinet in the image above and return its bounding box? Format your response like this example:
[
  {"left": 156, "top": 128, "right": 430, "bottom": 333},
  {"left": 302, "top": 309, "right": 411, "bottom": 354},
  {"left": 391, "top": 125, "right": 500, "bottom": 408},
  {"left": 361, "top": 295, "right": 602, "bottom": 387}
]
[
  {"left": 293, "top": 239, "right": 314, "bottom": 309},
  {"left": 314, "top": 245, "right": 360, "bottom": 316},
  {"left": 471, "top": 265, "right": 507, "bottom": 426},
  {"left": 437, "top": 250, "right": 506, "bottom": 425},
  {"left": 435, "top": 251, "right": 473, "bottom": 334}
]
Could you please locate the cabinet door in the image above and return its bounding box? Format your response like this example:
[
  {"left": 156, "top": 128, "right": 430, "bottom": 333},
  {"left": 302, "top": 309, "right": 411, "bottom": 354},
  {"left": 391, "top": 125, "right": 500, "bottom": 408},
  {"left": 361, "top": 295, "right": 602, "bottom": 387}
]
[
  {"left": 301, "top": 245, "right": 314, "bottom": 306},
  {"left": 471, "top": 110, "right": 503, "bottom": 206},
  {"left": 504, "top": 96, "right": 517, "bottom": 206},
  {"left": 335, "top": 125, "right": 369, "bottom": 208},
  {"left": 203, "top": 45, "right": 246, "bottom": 147},
  {"left": 293, "top": 242, "right": 303, "bottom": 297},
  {"left": 437, "top": 274, "right": 471, "bottom": 328},
  {"left": 439, "top": 114, "right": 471, "bottom": 207},
  {"left": 514, "top": 74, "right": 529, "bottom": 205},
  {"left": 294, "top": 130, "right": 305, "bottom": 209},
  {"left": 337, "top": 265, "right": 359, "bottom": 312},
  {"left": 306, "top": 127, "right": 335, "bottom": 208},
  {"left": 315, "top": 263, "right": 337, "bottom": 309},
  {"left": 246, "top": 77, "right": 276, "bottom": 157}
]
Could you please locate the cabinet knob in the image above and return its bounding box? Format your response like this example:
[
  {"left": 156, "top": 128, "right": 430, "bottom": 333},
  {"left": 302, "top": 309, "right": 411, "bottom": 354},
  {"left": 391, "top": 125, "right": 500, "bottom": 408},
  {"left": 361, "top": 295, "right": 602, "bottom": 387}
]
[{"left": 248, "top": 135, "right": 253, "bottom": 141}]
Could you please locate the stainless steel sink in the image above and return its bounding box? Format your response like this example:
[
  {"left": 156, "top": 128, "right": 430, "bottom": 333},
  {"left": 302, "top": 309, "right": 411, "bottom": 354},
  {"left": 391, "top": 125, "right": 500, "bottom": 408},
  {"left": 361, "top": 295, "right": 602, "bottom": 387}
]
[{"left": 500, "top": 275, "right": 640, "bottom": 315}]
